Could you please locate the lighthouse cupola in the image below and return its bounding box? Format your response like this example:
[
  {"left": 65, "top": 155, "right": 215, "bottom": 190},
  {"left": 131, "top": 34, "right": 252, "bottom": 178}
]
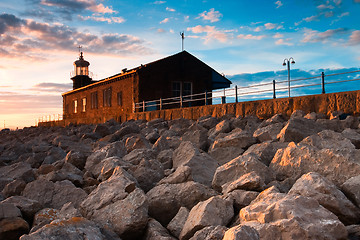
[{"left": 71, "top": 49, "right": 93, "bottom": 90}]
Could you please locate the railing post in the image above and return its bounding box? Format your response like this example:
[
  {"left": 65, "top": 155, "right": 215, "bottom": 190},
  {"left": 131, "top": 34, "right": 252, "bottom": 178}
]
[
  {"left": 221, "top": 88, "right": 226, "bottom": 104},
  {"left": 321, "top": 72, "right": 325, "bottom": 94},
  {"left": 180, "top": 95, "right": 183, "bottom": 108},
  {"left": 160, "top": 98, "right": 162, "bottom": 110},
  {"left": 142, "top": 101, "right": 145, "bottom": 112},
  {"left": 235, "top": 85, "right": 238, "bottom": 103},
  {"left": 132, "top": 102, "right": 135, "bottom": 113},
  {"left": 273, "top": 80, "right": 276, "bottom": 99},
  {"left": 205, "top": 91, "right": 208, "bottom": 105}
]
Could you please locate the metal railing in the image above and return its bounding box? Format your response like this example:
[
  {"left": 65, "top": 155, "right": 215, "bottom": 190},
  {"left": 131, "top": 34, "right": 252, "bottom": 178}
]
[
  {"left": 134, "top": 69, "right": 360, "bottom": 112},
  {"left": 36, "top": 114, "right": 63, "bottom": 126}
]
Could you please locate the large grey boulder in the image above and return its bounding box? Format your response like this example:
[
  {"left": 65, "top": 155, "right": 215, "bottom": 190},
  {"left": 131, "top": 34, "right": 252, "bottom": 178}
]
[
  {"left": 143, "top": 218, "right": 176, "bottom": 240},
  {"left": 181, "top": 129, "right": 209, "bottom": 151},
  {"left": 212, "top": 153, "right": 274, "bottom": 192},
  {"left": 22, "top": 179, "right": 87, "bottom": 209},
  {"left": 179, "top": 196, "right": 234, "bottom": 240},
  {"left": 208, "top": 147, "right": 244, "bottom": 166},
  {"left": 146, "top": 181, "right": 217, "bottom": 225},
  {"left": 167, "top": 207, "right": 189, "bottom": 238},
  {"left": 243, "top": 141, "right": 288, "bottom": 166},
  {"left": 239, "top": 187, "right": 348, "bottom": 240},
  {"left": 0, "top": 162, "right": 35, "bottom": 183},
  {"left": 173, "top": 141, "right": 218, "bottom": 187},
  {"left": 253, "top": 123, "right": 284, "bottom": 142},
  {"left": 277, "top": 117, "right": 324, "bottom": 143},
  {"left": 341, "top": 175, "right": 360, "bottom": 207},
  {"left": 208, "top": 119, "right": 231, "bottom": 139},
  {"left": 223, "top": 225, "right": 259, "bottom": 240},
  {"left": 289, "top": 172, "right": 360, "bottom": 225},
  {"left": 1, "top": 196, "right": 42, "bottom": 223},
  {"left": 209, "top": 129, "right": 256, "bottom": 151},
  {"left": 222, "top": 171, "right": 266, "bottom": 194},
  {"left": 81, "top": 166, "right": 148, "bottom": 239},
  {"left": 0, "top": 202, "right": 29, "bottom": 240},
  {"left": 189, "top": 225, "right": 227, "bottom": 240},
  {"left": 270, "top": 142, "right": 360, "bottom": 186},
  {"left": 299, "top": 130, "right": 355, "bottom": 150},
  {"left": 84, "top": 141, "right": 127, "bottom": 178},
  {"left": 20, "top": 217, "right": 121, "bottom": 240}
]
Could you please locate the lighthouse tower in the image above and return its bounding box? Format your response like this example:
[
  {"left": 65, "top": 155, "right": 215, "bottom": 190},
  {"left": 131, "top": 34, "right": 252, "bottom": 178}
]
[{"left": 71, "top": 49, "right": 93, "bottom": 90}]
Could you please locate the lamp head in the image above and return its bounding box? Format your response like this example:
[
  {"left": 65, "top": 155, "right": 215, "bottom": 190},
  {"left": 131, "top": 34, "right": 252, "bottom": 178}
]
[
  {"left": 282, "top": 62, "right": 286, "bottom": 66},
  {"left": 291, "top": 60, "right": 295, "bottom": 64}
]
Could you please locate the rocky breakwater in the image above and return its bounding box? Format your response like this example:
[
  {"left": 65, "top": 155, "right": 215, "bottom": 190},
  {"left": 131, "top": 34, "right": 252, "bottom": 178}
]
[{"left": 0, "top": 110, "right": 360, "bottom": 240}]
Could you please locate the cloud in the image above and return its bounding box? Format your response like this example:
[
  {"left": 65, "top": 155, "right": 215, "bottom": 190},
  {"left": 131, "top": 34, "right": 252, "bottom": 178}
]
[
  {"left": 160, "top": 18, "right": 170, "bottom": 24},
  {"left": 79, "top": 15, "right": 125, "bottom": 24},
  {"left": 264, "top": 23, "right": 283, "bottom": 30},
  {"left": 0, "top": 14, "right": 152, "bottom": 61},
  {"left": 24, "top": 0, "right": 117, "bottom": 21},
  {"left": 302, "top": 28, "right": 348, "bottom": 43},
  {"left": 237, "top": 34, "right": 266, "bottom": 40},
  {"left": 153, "top": 1, "right": 166, "bottom": 4},
  {"left": 275, "top": 38, "right": 293, "bottom": 46},
  {"left": 275, "top": 1, "right": 283, "bottom": 8},
  {"left": 187, "top": 25, "right": 232, "bottom": 43},
  {"left": 273, "top": 33, "right": 284, "bottom": 38},
  {"left": 157, "top": 28, "right": 166, "bottom": 33},
  {"left": 348, "top": 30, "right": 360, "bottom": 45},
  {"left": 331, "top": 12, "right": 349, "bottom": 24},
  {"left": 197, "top": 8, "right": 222, "bottom": 23},
  {"left": 166, "top": 7, "right": 176, "bottom": 12},
  {"left": 32, "top": 82, "right": 72, "bottom": 92},
  {"left": 295, "top": 15, "right": 319, "bottom": 26},
  {"left": 253, "top": 27, "right": 262, "bottom": 32}
]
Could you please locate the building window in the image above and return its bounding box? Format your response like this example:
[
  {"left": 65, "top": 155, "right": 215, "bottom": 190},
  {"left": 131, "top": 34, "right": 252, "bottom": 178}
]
[
  {"left": 73, "top": 100, "right": 77, "bottom": 113},
  {"left": 91, "top": 92, "right": 98, "bottom": 109},
  {"left": 103, "top": 87, "right": 112, "bottom": 107},
  {"left": 117, "top": 92, "right": 123, "bottom": 106},
  {"left": 183, "top": 82, "right": 192, "bottom": 96},
  {"left": 172, "top": 82, "right": 181, "bottom": 97},
  {"left": 82, "top": 98, "right": 86, "bottom": 112}
]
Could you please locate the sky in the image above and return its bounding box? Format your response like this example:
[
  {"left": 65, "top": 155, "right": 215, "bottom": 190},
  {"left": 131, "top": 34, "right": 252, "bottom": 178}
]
[{"left": 1, "top": 0, "right": 360, "bottom": 129}]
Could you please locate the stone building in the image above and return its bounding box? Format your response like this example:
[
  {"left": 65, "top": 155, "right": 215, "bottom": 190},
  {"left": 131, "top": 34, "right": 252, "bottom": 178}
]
[{"left": 62, "top": 50, "right": 231, "bottom": 124}]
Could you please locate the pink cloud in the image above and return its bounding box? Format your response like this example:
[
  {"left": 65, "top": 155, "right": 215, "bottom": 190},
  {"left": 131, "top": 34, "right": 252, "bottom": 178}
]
[{"left": 198, "top": 8, "right": 222, "bottom": 23}]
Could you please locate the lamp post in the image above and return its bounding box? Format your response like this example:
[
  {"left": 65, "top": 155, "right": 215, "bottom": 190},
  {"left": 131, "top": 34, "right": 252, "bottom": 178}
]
[{"left": 283, "top": 57, "right": 295, "bottom": 97}]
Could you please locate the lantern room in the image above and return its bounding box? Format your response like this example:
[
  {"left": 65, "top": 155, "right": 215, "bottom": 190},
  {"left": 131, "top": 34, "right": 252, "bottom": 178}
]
[{"left": 74, "top": 52, "right": 90, "bottom": 76}]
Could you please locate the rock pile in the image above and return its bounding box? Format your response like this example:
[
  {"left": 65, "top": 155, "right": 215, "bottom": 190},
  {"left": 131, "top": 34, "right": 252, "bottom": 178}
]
[{"left": 1, "top": 110, "right": 360, "bottom": 240}]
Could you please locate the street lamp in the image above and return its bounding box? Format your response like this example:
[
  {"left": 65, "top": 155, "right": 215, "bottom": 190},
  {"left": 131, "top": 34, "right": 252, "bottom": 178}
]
[{"left": 283, "top": 57, "right": 295, "bottom": 97}]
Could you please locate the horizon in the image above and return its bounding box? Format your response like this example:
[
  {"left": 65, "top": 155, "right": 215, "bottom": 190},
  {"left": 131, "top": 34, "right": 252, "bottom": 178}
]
[{"left": 1, "top": 0, "right": 360, "bottom": 129}]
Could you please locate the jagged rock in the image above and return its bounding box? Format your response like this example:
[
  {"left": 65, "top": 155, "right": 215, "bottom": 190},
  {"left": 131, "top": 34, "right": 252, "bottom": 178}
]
[
  {"left": 253, "top": 123, "right": 284, "bottom": 142},
  {"left": 342, "top": 175, "right": 360, "bottom": 207},
  {"left": 167, "top": 207, "right": 189, "bottom": 238},
  {"left": 144, "top": 218, "right": 176, "bottom": 240},
  {"left": 189, "top": 225, "right": 227, "bottom": 240},
  {"left": 20, "top": 217, "right": 121, "bottom": 240},
  {"left": 1, "top": 196, "right": 42, "bottom": 222},
  {"left": 181, "top": 129, "right": 209, "bottom": 151},
  {"left": 179, "top": 196, "right": 234, "bottom": 240},
  {"left": 146, "top": 130, "right": 160, "bottom": 144},
  {"left": 81, "top": 166, "right": 137, "bottom": 217},
  {"left": 223, "top": 225, "right": 259, "bottom": 240},
  {"left": 97, "top": 156, "right": 132, "bottom": 181},
  {"left": 240, "top": 222, "right": 282, "bottom": 240},
  {"left": 0, "top": 162, "right": 35, "bottom": 183},
  {"left": 197, "top": 116, "right": 219, "bottom": 129},
  {"left": 157, "top": 149, "right": 173, "bottom": 169},
  {"left": 210, "top": 129, "right": 256, "bottom": 151},
  {"left": 146, "top": 181, "right": 217, "bottom": 225},
  {"left": 152, "top": 136, "right": 170, "bottom": 153},
  {"left": 342, "top": 128, "right": 360, "bottom": 148},
  {"left": 316, "top": 118, "right": 343, "bottom": 132},
  {"left": 84, "top": 141, "right": 127, "bottom": 178},
  {"left": 208, "top": 119, "right": 231, "bottom": 139},
  {"left": 2, "top": 179, "right": 26, "bottom": 198},
  {"left": 147, "top": 118, "right": 168, "bottom": 129},
  {"left": 304, "top": 112, "right": 326, "bottom": 120},
  {"left": 93, "top": 124, "right": 111, "bottom": 137},
  {"left": 38, "top": 162, "right": 83, "bottom": 187},
  {"left": 347, "top": 225, "right": 360, "bottom": 240},
  {"left": 0, "top": 203, "right": 22, "bottom": 219},
  {"left": 122, "top": 148, "right": 156, "bottom": 165},
  {"left": 22, "top": 179, "right": 87, "bottom": 209},
  {"left": 290, "top": 110, "right": 305, "bottom": 118},
  {"left": 212, "top": 153, "right": 274, "bottom": 192},
  {"left": 225, "top": 189, "right": 259, "bottom": 211},
  {"left": 270, "top": 142, "right": 360, "bottom": 186},
  {"left": 289, "top": 172, "right": 360, "bottom": 225},
  {"left": 258, "top": 114, "right": 286, "bottom": 128},
  {"left": 222, "top": 171, "right": 266, "bottom": 194},
  {"left": 299, "top": 129, "right": 355, "bottom": 150},
  {"left": 243, "top": 142, "right": 288, "bottom": 166},
  {"left": 208, "top": 147, "right": 244, "bottom": 166},
  {"left": 30, "top": 208, "right": 60, "bottom": 233},
  {"left": 37, "top": 164, "right": 55, "bottom": 175},
  {"left": 0, "top": 217, "right": 29, "bottom": 240},
  {"left": 127, "top": 158, "right": 164, "bottom": 192},
  {"left": 125, "top": 134, "right": 151, "bottom": 153},
  {"left": 277, "top": 117, "right": 324, "bottom": 143},
  {"left": 58, "top": 202, "right": 82, "bottom": 220},
  {"left": 158, "top": 166, "right": 192, "bottom": 185},
  {"left": 65, "top": 150, "right": 87, "bottom": 170},
  {"left": 173, "top": 141, "right": 218, "bottom": 187},
  {"left": 239, "top": 187, "right": 348, "bottom": 240}
]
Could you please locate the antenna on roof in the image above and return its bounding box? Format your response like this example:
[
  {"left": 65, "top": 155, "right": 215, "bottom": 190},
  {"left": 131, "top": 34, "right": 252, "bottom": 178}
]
[
  {"left": 180, "top": 31, "right": 185, "bottom": 51},
  {"left": 78, "top": 45, "right": 82, "bottom": 55}
]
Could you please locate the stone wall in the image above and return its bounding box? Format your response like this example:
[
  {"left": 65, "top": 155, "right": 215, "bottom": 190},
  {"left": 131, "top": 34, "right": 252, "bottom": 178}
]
[{"left": 39, "top": 90, "right": 360, "bottom": 127}]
